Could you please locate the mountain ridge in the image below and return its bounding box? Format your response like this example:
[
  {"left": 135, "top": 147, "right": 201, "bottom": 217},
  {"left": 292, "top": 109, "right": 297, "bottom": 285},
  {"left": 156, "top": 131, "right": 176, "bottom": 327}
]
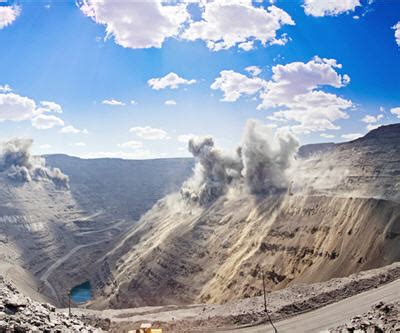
[{"left": 87, "top": 123, "right": 400, "bottom": 309}]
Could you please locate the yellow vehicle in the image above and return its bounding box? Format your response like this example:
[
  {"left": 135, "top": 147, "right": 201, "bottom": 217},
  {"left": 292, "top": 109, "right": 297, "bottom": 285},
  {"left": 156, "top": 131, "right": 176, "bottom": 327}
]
[{"left": 128, "top": 323, "right": 162, "bottom": 333}]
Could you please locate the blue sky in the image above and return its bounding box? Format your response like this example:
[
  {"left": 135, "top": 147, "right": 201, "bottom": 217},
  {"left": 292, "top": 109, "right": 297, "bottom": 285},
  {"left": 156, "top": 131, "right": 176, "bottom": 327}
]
[{"left": 0, "top": 0, "right": 399, "bottom": 159}]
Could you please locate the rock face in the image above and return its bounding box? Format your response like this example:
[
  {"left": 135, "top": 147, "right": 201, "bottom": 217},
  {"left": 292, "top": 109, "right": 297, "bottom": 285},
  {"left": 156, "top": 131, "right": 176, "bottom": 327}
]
[
  {"left": 0, "top": 172, "right": 87, "bottom": 304},
  {"left": 89, "top": 124, "right": 400, "bottom": 309},
  {"left": 297, "top": 142, "right": 335, "bottom": 158},
  {"left": 2, "top": 124, "right": 400, "bottom": 311},
  {"left": 0, "top": 155, "right": 193, "bottom": 306},
  {"left": 45, "top": 155, "right": 194, "bottom": 220},
  {"left": 293, "top": 124, "right": 400, "bottom": 201},
  {"left": 0, "top": 276, "right": 99, "bottom": 332}
]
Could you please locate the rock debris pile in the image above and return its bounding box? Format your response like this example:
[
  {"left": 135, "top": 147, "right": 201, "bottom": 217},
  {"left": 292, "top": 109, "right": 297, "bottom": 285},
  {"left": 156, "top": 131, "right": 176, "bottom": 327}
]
[
  {"left": 331, "top": 301, "right": 400, "bottom": 333},
  {"left": 0, "top": 276, "right": 100, "bottom": 332}
]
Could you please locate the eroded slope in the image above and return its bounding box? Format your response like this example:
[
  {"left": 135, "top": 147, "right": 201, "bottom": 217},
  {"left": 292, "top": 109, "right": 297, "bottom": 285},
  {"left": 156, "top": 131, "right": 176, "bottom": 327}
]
[
  {"left": 90, "top": 124, "right": 400, "bottom": 309},
  {"left": 91, "top": 194, "right": 400, "bottom": 308},
  {"left": 0, "top": 143, "right": 193, "bottom": 306}
]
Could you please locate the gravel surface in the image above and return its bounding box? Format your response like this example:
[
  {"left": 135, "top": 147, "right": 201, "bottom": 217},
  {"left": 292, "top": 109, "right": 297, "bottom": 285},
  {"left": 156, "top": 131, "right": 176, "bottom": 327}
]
[
  {"left": 331, "top": 301, "right": 400, "bottom": 333},
  {"left": 0, "top": 276, "right": 100, "bottom": 332},
  {"left": 66, "top": 262, "right": 400, "bottom": 332}
]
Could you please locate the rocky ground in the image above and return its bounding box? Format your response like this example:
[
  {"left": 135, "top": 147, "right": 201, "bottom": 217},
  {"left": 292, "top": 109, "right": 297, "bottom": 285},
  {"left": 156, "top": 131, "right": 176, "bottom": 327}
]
[
  {"left": 0, "top": 154, "right": 193, "bottom": 308},
  {"left": 0, "top": 276, "right": 100, "bottom": 332},
  {"left": 91, "top": 124, "right": 400, "bottom": 310},
  {"left": 67, "top": 262, "right": 400, "bottom": 332},
  {"left": 331, "top": 301, "right": 400, "bottom": 333},
  {"left": 1, "top": 263, "right": 400, "bottom": 332}
]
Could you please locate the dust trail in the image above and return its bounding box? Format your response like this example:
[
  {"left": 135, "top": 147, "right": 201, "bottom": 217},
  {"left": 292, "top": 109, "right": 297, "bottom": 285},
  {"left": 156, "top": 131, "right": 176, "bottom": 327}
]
[{"left": 0, "top": 138, "right": 69, "bottom": 188}]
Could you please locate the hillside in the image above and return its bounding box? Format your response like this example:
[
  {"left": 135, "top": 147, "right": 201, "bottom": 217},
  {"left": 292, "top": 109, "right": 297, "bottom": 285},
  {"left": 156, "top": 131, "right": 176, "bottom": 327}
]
[
  {"left": 64, "top": 262, "right": 400, "bottom": 332},
  {"left": 45, "top": 155, "right": 194, "bottom": 220},
  {"left": 0, "top": 276, "right": 99, "bottom": 332},
  {"left": 2, "top": 124, "right": 400, "bottom": 311},
  {"left": 88, "top": 123, "right": 400, "bottom": 309},
  {"left": 0, "top": 143, "right": 194, "bottom": 306}
]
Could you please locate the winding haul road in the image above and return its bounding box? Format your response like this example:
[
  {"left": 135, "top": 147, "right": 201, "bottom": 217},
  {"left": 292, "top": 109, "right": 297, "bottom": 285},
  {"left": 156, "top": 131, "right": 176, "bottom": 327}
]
[
  {"left": 39, "top": 219, "right": 127, "bottom": 303},
  {"left": 223, "top": 278, "right": 400, "bottom": 333}
]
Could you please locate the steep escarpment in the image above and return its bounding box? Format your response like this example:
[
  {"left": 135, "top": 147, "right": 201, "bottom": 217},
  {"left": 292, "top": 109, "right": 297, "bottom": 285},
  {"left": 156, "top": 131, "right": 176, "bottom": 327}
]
[
  {"left": 45, "top": 155, "right": 194, "bottom": 220},
  {"left": 91, "top": 194, "right": 400, "bottom": 308},
  {"left": 0, "top": 143, "right": 84, "bottom": 304},
  {"left": 0, "top": 163, "right": 121, "bottom": 306},
  {"left": 3, "top": 124, "right": 400, "bottom": 311},
  {"left": 293, "top": 124, "right": 400, "bottom": 201},
  {"left": 0, "top": 140, "right": 194, "bottom": 306},
  {"left": 90, "top": 124, "right": 400, "bottom": 309}
]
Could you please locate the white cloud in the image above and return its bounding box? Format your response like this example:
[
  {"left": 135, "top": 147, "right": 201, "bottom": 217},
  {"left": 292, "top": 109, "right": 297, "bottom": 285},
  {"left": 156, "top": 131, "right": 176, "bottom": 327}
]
[
  {"left": 84, "top": 150, "right": 153, "bottom": 160},
  {"left": 366, "top": 124, "right": 380, "bottom": 131},
  {"left": 60, "top": 125, "right": 89, "bottom": 134},
  {"left": 39, "top": 144, "right": 52, "bottom": 149},
  {"left": 245, "top": 66, "right": 262, "bottom": 76},
  {"left": 266, "top": 115, "right": 287, "bottom": 122},
  {"left": 32, "top": 114, "right": 65, "bottom": 130},
  {"left": 257, "top": 57, "right": 352, "bottom": 133},
  {"left": 118, "top": 140, "right": 143, "bottom": 149},
  {"left": 393, "top": 22, "right": 400, "bottom": 46},
  {"left": 258, "top": 57, "right": 349, "bottom": 109},
  {"left": 129, "top": 126, "right": 170, "bottom": 140},
  {"left": 211, "top": 70, "right": 266, "bottom": 101},
  {"left": 211, "top": 57, "right": 352, "bottom": 133},
  {"left": 182, "top": 2, "right": 294, "bottom": 51},
  {"left": 0, "top": 84, "right": 12, "bottom": 93},
  {"left": 270, "top": 91, "right": 352, "bottom": 133},
  {"left": 38, "top": 100, "right": 63, "bottom": 113},
  {"left": 148, "top": 72, "right": 196, "bottom": 90},
  {"left": 102, "top": 99, "right": 125, "bottom": 106},
  {"left": 0, "top": 92, "right": 37, "bottom": 122},
  {"left": 238, "top": 41, "right": 255, "bottom": 51},
  {"left": 390, "top": 107, "right": 400, "bottom": 118},
  {"left": 131, "top": 100, "right": 138, "bottom": 105},
  {"left": 73, "top": 142, "right": 87, "bottom": 147},
  {"left": 0, "top": 5, "right": 20, "bottom": 29},
  {"left": 165, "top": 99, "right": 177, "bottom": 106},
  {"left": 341, "top": 133, "right": 363, "bottom": 140},
  {"left": 0, "top": 91, "right": 76, "bottom": 133},
  {"left": 320, "top": 133, "right": 335, "bottom": 139},
  {"left": 303, "top": 0, "right": 361, "bottom": 17},
  {"left": 78, "top": 0, "right": 189, "bottom": 49},
  {"left": 270, "top": 32, "right": 290, "bottom": 45},
  {"left": 361, "top": 114, "right": 383, "bottom": 123},
  {"left": 177, "top": 133, "right": 197, "bottom": 143},
  {"left": 78, "top": 1, "right": 294, "bottom": 52}
]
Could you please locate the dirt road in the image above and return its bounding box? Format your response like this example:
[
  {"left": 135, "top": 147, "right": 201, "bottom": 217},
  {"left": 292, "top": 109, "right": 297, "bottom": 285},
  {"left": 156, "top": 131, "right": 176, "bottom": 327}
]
[
  {"left": 223, "top": 278, "right": 400, "bottom": 333},
  {"left": 39, "top": 219, "right": 127, "bottom": 303}
]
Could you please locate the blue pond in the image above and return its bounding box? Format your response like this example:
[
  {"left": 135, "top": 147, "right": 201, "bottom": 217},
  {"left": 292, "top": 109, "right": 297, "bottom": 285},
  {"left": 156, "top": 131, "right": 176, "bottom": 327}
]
[{"left": 70, "top": 281, "right": 92, "bottom": 304}]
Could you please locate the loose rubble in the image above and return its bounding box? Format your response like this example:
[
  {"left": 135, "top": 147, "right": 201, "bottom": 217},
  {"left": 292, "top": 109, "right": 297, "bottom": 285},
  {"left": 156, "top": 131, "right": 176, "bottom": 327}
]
[
  {"left": 0, "top": 276, "right": 100, "bottom": 332},
  {"left": 331, "top": 301, "right": 400, "bottom": 333},
  {"left": 68, "top": 263, "right": 400, "bottom": 332}
]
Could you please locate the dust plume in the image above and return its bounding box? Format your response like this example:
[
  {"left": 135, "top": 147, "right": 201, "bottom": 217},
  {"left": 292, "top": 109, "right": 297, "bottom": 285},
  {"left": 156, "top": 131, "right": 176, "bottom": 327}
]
[
  {"left": 241, "top": 120, "right": 299, "bottom": 195},
  {"left": 180, "top": 137, "right": 243, "bottom": 205},
  {"left": 0, "top": 138, "right": 69, "bottom": 188},
  {"left": 181, "top": 120, "right": 299, "bottom": 205}
]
